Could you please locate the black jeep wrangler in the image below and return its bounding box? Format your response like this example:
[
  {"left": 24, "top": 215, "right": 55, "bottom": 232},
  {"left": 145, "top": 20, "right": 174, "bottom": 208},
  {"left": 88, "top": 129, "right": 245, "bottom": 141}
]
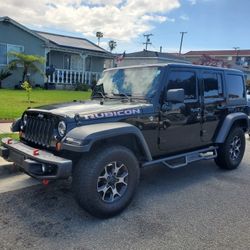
[{"left": 1, "top": 64, "right": 249, "bottom": 218}]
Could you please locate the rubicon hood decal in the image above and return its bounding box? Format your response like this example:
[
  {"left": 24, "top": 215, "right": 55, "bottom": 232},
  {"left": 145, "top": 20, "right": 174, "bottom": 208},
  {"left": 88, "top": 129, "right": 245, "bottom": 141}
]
[{"left": 83, "top": 108, "right": 141, "bottom": 120}]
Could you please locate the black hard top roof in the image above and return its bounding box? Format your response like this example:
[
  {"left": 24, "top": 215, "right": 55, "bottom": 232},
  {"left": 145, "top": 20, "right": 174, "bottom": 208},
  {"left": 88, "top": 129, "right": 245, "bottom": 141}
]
[{"left": 105, "top": 63, "right": 243, "bottom": 74}]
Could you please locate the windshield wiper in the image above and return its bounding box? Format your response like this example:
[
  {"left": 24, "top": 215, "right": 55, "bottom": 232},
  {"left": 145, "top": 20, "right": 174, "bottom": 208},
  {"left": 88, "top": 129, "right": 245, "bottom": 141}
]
[
  {"left": 112, "top": 92, "right": 131, "bottom": 99},
  {"left": 92, "top": 91, "right": 109, "bottom": 99}
]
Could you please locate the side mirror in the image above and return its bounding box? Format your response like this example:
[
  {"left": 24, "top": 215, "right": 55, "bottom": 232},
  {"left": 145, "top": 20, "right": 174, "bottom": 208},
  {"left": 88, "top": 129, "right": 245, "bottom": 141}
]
[{"left": 166, "top": 88, "right": 185, "bottom": 103}]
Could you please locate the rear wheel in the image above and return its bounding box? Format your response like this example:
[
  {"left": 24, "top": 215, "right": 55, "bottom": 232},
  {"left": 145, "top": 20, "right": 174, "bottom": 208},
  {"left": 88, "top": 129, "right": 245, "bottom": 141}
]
[
  {"left": 215, "top": 127, "right": 245, "bottom": 170},
  {"left": 73, "top": 145, "right": 140, "bottom": 218}
]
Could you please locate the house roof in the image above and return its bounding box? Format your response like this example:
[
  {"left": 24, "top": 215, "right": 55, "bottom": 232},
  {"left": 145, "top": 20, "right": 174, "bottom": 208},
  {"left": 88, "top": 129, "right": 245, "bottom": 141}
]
[
  {"left": 35, "top": 31, "right": 107, "bottom": 53},
  {"left": 124, "top": 50, "right": 187, "bottom": 61},
  {"left": 185, "top": 50, "right": 250, "bottom": 57},
  {"left": 0, "top": 16, "right": 49, "bottom": 43},
  {"left": 0, "top": 16, "right": 111, "bottom": 56}
]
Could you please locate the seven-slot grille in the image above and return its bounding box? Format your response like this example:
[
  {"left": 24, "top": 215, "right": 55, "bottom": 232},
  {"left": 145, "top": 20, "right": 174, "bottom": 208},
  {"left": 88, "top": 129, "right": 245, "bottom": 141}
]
[{"left": 23, "top": 113, "right": 57, "bottom": 147}]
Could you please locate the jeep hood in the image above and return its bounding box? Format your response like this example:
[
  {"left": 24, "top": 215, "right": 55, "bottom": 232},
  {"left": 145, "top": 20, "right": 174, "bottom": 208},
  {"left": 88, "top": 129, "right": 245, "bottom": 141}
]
[{"left": 27, "top": 100, "right": 153, "bottom": 119}]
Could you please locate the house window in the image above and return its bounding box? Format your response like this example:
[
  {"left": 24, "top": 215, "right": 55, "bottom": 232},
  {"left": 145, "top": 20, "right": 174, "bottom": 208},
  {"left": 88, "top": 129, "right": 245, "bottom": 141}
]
[
  {"left": 71, "top": 54, "right": 83, "bottom": 71},
  {"left": 0, "top": 43, "right": 24, "bottom": 65},
  {"left": 0, "top": 43, "right": 7, "bottom": 65},
  {"left": 85, "top": 56, "right": 92, "bottom": 71},
  {"left": 63, "top": 54, "right": 71, "bottom": 70},
  {"left": 7, "top": 44, "right": 24, "bottom": 63}
]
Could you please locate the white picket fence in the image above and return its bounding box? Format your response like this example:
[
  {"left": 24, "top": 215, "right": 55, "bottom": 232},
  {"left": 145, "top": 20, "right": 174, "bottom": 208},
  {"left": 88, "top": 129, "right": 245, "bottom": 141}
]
[{"left": 48, "top": 69, "right": 101, "bottom": 85}]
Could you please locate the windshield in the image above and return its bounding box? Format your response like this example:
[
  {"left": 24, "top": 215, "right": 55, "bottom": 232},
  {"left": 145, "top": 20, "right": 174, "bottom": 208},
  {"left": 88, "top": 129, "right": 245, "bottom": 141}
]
[{"left": 94, "top": 66, "right": 163, "bottom": 98}]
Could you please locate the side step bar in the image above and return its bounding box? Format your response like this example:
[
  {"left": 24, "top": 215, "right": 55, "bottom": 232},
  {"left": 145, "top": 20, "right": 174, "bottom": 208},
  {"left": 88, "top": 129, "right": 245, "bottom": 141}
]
[{"left": 142, "top": 146, "right": 218, "bottom": 169}]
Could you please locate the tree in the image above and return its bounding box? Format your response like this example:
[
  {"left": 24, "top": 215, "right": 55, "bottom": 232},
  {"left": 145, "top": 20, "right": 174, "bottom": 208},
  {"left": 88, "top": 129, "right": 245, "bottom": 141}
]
[
  {"left": 0, "top": 69, "right": 12, "bottom": 89},
  {"left": 21, "top": 81, "right": 32, "bottom": 105},
  {"left": 8, "top": 52, "right": 45, "bottom": 83},
  {"left": 108, "top": 40, "right": 117, "bottom": 52},
  {"left": 96, "top": 31, "right": 103, "bottom": 46}
]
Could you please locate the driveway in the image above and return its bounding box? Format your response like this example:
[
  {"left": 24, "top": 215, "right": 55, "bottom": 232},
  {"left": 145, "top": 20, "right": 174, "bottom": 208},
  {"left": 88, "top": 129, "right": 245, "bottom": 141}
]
[{"left": 0, "top": 138, "right": 250, "bottom": 250}]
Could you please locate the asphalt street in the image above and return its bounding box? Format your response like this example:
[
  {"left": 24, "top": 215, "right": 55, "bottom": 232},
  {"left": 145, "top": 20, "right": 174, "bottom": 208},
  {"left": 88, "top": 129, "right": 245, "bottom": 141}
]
[{"left": 0, "top": 137, "right": 250, "bottom": 250}]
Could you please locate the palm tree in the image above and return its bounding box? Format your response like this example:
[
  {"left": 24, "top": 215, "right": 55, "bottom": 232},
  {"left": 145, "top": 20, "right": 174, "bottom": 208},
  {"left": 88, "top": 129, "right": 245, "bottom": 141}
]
[
  {"left": 96, "top": 32, "right": 103, "bottom": 46},
  {"left": 8, "top": 52, "right": 45, "bottom": 83},
  {"left": 108, "top": 40, "right": 117, "bottom": 52}
]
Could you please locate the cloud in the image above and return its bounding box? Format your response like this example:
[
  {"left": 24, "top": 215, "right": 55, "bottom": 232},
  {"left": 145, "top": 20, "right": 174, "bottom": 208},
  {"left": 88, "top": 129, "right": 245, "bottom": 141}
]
[
  {"left": 180, "top": 14, "right": 189, "bottom": 21},
  {"left": 0, "top": 0, "right": 180, "bottom": 42}
]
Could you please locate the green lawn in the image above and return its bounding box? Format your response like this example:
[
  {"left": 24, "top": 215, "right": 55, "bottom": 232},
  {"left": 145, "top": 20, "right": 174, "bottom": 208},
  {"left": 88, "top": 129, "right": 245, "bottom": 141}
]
[
  {"left": 0, "top": 133, "right": 19, "bottom": 141},
  {"left": 0, "top": 89, "right": 91, "bottom": 120}
]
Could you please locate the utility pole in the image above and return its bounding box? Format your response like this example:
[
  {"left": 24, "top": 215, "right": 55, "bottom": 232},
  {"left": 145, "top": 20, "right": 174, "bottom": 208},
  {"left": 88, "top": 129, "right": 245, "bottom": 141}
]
[
  {"left": 233, "top": 46, "right": 240, "bottom": 64},
  {"left": 143, "top": 33, "right": 153, "bottom": 51},
  {"left": 233, "top": 46, "right": 240, "bottom": 56},
  {"left": 179, "top": 32, "right": 187, "bottom": 55}
]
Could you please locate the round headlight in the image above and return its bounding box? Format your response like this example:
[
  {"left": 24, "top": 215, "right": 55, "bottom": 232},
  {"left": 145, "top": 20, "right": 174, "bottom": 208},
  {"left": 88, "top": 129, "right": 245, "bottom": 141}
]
[
  {"left": 23, "top": 114, "right": 28, "bottom": 125},
  {"left": 58, "top": 121, "right": 67, "bottom": 137}
]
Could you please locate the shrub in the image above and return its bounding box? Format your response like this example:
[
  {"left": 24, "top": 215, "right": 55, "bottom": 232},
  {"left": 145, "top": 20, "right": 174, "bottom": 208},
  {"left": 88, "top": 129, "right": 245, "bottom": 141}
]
[{"left": 75, "top": 83, "right": 89, "bottom": 91}]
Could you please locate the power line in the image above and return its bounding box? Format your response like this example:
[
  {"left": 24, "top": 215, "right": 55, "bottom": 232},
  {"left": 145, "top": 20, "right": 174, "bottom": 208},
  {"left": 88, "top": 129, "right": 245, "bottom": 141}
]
[{"left": 143, "top": 33, "right": 153, "bottom": 51}]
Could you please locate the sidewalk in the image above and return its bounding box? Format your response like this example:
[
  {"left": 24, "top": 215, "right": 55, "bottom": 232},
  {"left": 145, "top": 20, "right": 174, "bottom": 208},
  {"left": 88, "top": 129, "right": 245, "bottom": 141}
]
[
  {"left": 0, "top": 122, "right": 12, "bottom": 134},
  {"left": 0, "top": 122, "right": 40, "bottom": 193},
  {"left": 0, "top": 122, "right": 17, "bottom": 175}
]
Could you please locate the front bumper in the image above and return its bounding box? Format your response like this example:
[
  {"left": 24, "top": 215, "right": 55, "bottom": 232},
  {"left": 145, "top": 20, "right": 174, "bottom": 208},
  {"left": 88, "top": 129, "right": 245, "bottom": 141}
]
[{"left": 0, "top": 138, "right": 72, "bottom": 180}]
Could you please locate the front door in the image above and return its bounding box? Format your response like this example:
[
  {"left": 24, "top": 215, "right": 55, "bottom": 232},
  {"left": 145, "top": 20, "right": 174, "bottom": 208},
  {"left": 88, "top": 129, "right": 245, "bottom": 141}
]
[
  {"left": 200, "top": 70, "right": 225, "bottom": 142},
  {"left": 159, "top": 69, "right": 202, "bottom": 154}
]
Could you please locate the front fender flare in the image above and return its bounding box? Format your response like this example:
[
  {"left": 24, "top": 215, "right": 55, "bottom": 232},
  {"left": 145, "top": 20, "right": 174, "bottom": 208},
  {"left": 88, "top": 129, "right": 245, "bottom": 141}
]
[{"left": 62, "top": 122, "right": 152, "bottom": 161}]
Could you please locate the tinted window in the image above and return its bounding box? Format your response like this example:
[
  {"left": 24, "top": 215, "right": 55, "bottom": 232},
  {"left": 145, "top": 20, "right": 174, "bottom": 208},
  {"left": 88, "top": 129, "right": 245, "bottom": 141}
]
[
  {"left": 203, "top": 72, "right": 223, "bottom": 98},
  {"left": 167, "top": 71, "right": 197, "bottom": 99},
  {"left": 227, "top": 74, "right": 245, "bottom": 99}
]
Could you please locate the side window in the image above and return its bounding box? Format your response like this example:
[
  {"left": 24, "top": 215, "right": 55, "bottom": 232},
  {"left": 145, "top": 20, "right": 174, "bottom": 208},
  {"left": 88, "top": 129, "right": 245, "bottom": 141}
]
[
  {"left": 226, "top": 74, "right": 245, "bottom": 99},
  {"left": 203, "top": 72, "right": 223, "bottom": 98},
  {"left": 167, "top": 71, "right": 197, "bottom": 99}
]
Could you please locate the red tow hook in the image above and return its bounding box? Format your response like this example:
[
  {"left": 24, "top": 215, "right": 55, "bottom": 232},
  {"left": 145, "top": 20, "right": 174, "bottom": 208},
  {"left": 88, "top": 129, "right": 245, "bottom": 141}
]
[
  {"left": 7, "top": 139, "right": 13, "bottom": 144},
  {"left": 33, "top": 149, "right": 39, "bottom": 156},
  {"left": 42, "top": 179, "right": 49, "bottom": 186}
]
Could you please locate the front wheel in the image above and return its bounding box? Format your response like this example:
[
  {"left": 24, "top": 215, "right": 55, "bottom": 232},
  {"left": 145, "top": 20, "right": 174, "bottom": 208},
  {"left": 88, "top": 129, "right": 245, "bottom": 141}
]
[
  {"left": 215, "top": 127, "right": 246, "bottom": 170},
  {"left": 73, "top": 145, "right": 140, "bottom": 218}
]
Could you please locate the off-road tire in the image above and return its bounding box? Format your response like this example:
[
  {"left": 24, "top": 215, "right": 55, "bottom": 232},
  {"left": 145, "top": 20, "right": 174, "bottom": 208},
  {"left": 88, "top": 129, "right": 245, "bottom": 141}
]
[
  {"left": 215, "top": 127, "right": 245, "bottom": 170},
  {"left": 72, "top": 145, "right": 140, "bottom": 218}
]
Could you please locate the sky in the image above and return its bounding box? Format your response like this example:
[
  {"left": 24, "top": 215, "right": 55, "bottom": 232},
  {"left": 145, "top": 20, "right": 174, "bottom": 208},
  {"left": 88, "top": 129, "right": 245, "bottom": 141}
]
[{"left": 0, "top": 0, "right": 249, "bottom": 53}]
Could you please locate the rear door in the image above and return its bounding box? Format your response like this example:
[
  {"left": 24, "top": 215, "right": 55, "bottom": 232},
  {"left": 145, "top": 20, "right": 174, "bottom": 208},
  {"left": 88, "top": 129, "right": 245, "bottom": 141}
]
[{"left": 200, "top": 70, "right": 226, "bottom": 142}]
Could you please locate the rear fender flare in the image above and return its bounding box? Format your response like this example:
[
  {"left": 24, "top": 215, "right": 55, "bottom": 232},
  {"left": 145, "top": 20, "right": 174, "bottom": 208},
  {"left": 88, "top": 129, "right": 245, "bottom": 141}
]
[{"left": 215, "top": 112, "right": 248, "bottom": 143}]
